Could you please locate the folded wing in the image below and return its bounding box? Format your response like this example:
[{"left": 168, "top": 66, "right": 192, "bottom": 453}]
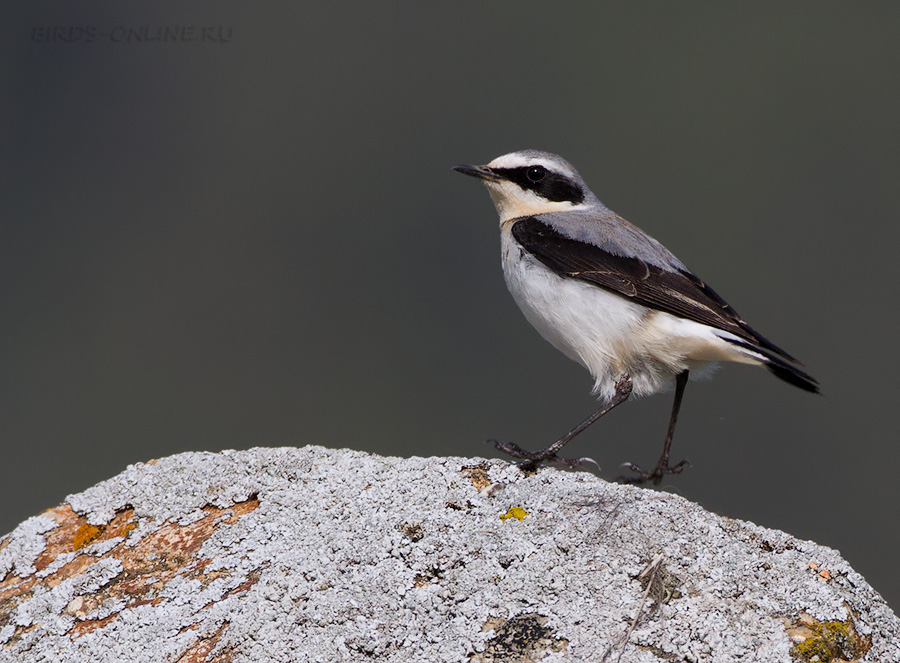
[{"left": 511, "top": 216, "right": 819, "bottom": 393}]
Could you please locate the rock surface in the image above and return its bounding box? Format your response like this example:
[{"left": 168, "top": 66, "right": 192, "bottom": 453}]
[{"left": 0, "top": 446, "right": 897, "bottom": 662}]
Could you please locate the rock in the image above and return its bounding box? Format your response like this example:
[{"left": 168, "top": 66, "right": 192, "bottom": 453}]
[{"left": 0, "top": 446, "right": 897, "bottom": 662}]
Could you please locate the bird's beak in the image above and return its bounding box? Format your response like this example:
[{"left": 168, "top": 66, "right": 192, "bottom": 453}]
[{"left": 453, "top": 164, "right": 502, "bottom": 182}]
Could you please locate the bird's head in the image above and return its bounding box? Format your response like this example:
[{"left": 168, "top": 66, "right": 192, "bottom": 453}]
[{"left": 454, "top": 150, "right": 596, "bottom": 222}]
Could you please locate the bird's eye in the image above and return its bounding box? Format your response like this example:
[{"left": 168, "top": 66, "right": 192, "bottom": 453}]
[{"left": 526, "top": 166, "right": 547, "bottom": 183}]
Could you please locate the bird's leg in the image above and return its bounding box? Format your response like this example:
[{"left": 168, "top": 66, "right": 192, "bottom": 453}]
[
  {"left": 619, "top": 369, "right": 691, "bottom": 486},
  {"left": 493, "top": 373, "right": 633, "bottom": 471}
]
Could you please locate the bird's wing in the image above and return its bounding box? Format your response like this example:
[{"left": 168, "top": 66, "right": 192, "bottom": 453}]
[{"left": 511, "top": 216, "right": 798, "bottom": 363}]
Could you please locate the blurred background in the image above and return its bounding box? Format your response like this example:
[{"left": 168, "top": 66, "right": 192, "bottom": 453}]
[{"left": 2, "top": 2, "right": 899, "bottom": 609}]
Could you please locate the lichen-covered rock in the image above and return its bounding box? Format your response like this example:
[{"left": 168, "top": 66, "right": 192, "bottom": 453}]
[{"left": 0, "top": 446, "right": 897, "bottom": 662}]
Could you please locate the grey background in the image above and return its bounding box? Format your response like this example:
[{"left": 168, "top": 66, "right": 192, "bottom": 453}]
[{"left": 2, "top": 2, "right": 899, "bottom": 610}]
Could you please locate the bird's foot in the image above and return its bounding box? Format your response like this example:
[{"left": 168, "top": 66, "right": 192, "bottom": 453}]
[
  {"left": 616, "top": 457, "right": 690, "bottom": 486},
  {"left": 489, "top": 439, "right": 599, "bottom": 473}
]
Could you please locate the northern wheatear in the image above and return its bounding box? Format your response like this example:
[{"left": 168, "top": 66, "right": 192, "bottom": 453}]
[{"left": 454, "top": 150, "right": 818, "bottom": 484}]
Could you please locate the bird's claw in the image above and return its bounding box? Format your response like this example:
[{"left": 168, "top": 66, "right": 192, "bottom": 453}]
[
  {"left": 616, "top": 458, "right": 691, "bottom": 486},
  {"left": 489, "top": 440, "right": 600, "bottom": 473}
]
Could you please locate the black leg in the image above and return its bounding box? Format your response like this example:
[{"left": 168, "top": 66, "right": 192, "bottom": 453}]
[
  {"left": 619, "top": 370, "right": 691, "bottom": 485},
  {"left": 493, "top": 374, "right": 633, "bottom": 470}
]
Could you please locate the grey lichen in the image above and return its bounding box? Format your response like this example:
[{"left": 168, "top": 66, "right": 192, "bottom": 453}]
[{"left": 0, "top": 446, "right": 897, "bottom": 662}]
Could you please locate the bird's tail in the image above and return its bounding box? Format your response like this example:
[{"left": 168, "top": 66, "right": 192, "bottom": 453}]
[{"left": 722, "top": 338, "right": 820, "bottom": 394}]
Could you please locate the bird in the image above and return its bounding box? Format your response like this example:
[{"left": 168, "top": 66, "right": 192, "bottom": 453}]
[{"left": 454, "top": 150, "right": 818, "bottom": 485}]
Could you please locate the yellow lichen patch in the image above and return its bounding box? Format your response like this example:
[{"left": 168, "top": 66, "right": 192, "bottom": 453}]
[
  {"left": 73, "top": 523, "right": 102, "bottom": 550},
  {"left": 499, "top": 507, "right": 529, "bottom": 522},
  {"left": 786, "top": 611, "right": 871, "bottom": 662}
]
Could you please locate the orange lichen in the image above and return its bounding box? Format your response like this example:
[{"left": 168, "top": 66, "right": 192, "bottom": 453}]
[
  {"left": 72, "top": 523, "right": 102, "bottom": 550},
  {"left": 0, "top": 495, "right": 261, "bottom": 648}
]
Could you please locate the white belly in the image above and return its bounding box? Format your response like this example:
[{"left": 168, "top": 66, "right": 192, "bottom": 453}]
[{"left": 500, "top": 228, "right": 750, "bottom": 401}]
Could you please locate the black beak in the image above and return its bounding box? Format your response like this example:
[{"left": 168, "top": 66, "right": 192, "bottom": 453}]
[{"left": 452, "top": 164, "right": 502, "bottom": 182}]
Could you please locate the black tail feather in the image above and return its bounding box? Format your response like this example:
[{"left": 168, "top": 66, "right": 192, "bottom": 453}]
[
  {"left": 764, "top": 361, "right": 820, "bottom": 394},
  {"left": 724, "top": 338, "right": 820, "bottom": 394}
]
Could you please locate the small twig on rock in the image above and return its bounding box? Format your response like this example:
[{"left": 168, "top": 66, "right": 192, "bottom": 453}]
[{"left": 602, "top": 553, "right": 664, "bottom": 663}]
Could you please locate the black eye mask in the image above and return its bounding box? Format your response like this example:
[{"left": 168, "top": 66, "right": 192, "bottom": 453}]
[{"left": 490, "top": 166, "right": 585, "bottom": 204}]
